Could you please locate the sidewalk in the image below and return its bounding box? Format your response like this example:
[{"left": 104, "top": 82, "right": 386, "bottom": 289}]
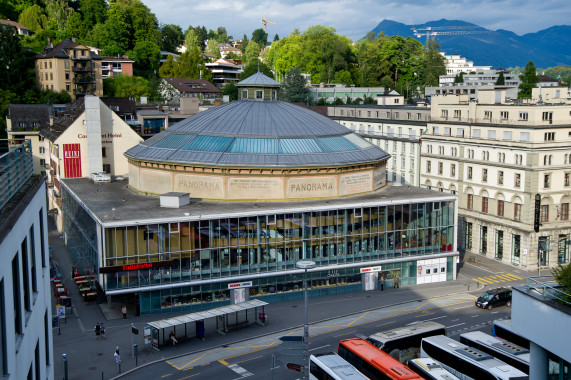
[{"left": 49, "top": 220, "right": 537, "bottom": 379}]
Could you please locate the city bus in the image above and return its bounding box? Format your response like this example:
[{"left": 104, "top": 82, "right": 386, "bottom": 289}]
[
  {"left": 367, "top": 321, "right": 447, "bottom": 363},
  {"left": 460, "top": 331, "right": 529, "bottom": 374},
  {"left": 309, "top": 352, "right": 369, "bottom": 380},
  {"left": 491, "top": 319, "right": 529, "bottom": 349},
  {"left": 420, "top": 335, "right": 528, "bottom": 380},
  {"left": 408, "top": 358, "right": 461, "bottom": 380},
  {"left": 338, "top": 338, "right": 424, "bottom": 380}
]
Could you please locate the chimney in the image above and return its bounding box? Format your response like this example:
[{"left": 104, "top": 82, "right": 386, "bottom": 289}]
[
  {"left": 71, "top": 37, "right": 76, "bottom": 43},
  {"left": 84, "top": 96, "right": 104, "bottom": 175}
]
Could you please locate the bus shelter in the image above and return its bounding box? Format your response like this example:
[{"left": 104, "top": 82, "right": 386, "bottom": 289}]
[{"left": 147, "top": 299, "right": 268, "bottom": 349}]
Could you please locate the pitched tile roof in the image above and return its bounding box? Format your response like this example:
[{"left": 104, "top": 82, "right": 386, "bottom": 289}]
[{"left": 36, "top": 39, "right": 102, "bottom": 60}]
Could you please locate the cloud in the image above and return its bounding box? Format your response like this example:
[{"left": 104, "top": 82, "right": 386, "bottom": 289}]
[{"left": 147, "top": 0, "right": 571, "bottom": 40}]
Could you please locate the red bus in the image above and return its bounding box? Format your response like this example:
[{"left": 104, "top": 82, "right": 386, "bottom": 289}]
[{"left": 338, "top": 338, "right": 423, "bottom": 380}]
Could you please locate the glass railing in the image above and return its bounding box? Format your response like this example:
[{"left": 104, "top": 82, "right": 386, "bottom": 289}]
[
  {"left": 527, "top": 276, "right": 571, "bottom": 307},
  {"left": 0, "top": 139, "right": 34, "bottom": 212}
]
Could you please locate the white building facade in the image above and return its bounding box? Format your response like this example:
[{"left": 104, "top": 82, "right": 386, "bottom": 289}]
[
  {"left": 0, "top": 141, "right": 54, "bottom": 380},
  {"left": 422, "top": 93, "right": 571, "bottom": 270}
]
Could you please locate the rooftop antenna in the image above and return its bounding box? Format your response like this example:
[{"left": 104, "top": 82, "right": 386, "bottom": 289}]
[{"left": 257, "top": 61, "right": 260, "bottom": 73}]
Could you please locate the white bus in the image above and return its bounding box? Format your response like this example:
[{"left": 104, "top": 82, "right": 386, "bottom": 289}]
[
  {"left": 460, "top": 331, "right": 529, "bottom": 374},
  {"left": 309, "top": 352, "right": 369, "bottom": 380},
  {"left": 408, "top": 358, "right": 460, "bottom": 380},
  {"left": 420, "top": 335, "right": 528, "bottom": 380},
  {"left": 367, "top": 321, "right": 446, "bottom": 364}
]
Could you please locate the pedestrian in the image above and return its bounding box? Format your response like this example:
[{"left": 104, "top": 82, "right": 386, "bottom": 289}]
[
  {"left": 121, "top": 305, "right": 127, "bottom": 319},
  {"left": 380, "top": 275, "right": 384, "bottom": 291},
  {"left": 169, "top": 332, "right": 178, "bottom": 346},
  {"left": 100, "top": 322, "right": 106, "bottom": 339},
  {"left": 394, "top": 274, "right": 400, "bottom": 288},
  {"left": 95, "top": 323, "right": 101, "bottom": 339},
  {"left": 114, "top": 347, "right": 121, "bottom": 364}
]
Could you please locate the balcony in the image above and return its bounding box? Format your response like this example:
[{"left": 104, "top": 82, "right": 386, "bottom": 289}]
[
  {"left": 71, "top": 55, "right": 92, "bottom": 61},
  {"left": 0, "top": 139, "right": 34, "bottom": 212},
  {"left": 73, "top": 77, "right": 95, "bottom": 84},
  {"left": 73, "top": 65, "right": 94, "bottom": 73}
]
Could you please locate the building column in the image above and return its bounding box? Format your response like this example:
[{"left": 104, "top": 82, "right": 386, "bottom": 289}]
[{"left": 530, "top": 341, "right": 549, "bottom": 380}]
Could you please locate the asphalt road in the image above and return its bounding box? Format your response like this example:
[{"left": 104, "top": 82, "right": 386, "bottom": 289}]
[{"left": 118, "top": 259, "right": 523, "bottom": 380}]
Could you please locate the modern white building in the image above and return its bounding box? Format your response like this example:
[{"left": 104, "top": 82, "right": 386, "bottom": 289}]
[
  {"left": 511, "top": 278, "right": 571, "bottom": 379},
  {"left": 328, "top": 105, "right": 431, "bottom": 187},
  {"left": 309, "top": 86, "right": 387, "bottom": 103},
  {"left": 0, "top": 140, "right": 54, "bottom": 380},
  {"left": 440, "top": 52, "right": 491, "bottom": 76}
]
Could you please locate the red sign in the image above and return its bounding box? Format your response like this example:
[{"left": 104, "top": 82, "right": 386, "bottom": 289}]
[
  {"left": 99, "top": 260, "right": 175, "bottom": 273},
  {"left": 228, "top": 281, "right": 253, "bottom": 289},
  {"left": 286, "top": 363, "right": 303, "bottom": 372},
  {"left": 63, "top": 143, "right": 82, "bottom": 178}
]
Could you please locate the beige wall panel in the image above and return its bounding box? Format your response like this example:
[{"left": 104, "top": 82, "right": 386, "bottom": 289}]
[
  {"left": 373, "top": 167, "right": 386, "bottom": 189},
  {"left": 286, "top": 176, "right": 337, "bottom": 199},
  {"left": 174, "top": 174, "right": 225, "bottom": 199},
  {"left": 140, "top": 169, "right": 173, "bottom": 194},
  {"left": 128, "top": 165, "right": 139, "bottom": 189},
  {"left": 228, "top": 177, "right": 283, "bottom": 200},
  {"left": 339, "top": 171, "right": 373, "bottom": 196}
]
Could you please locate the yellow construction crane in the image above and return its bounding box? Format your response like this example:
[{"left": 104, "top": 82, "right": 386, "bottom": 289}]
[{"left": 261, "top": 16, "right": 275, "bottom": 32}]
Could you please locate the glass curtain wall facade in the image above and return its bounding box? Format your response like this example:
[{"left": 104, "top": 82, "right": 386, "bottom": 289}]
[{"left": 62, "top": 187, "right": 455, "bottom": 313}]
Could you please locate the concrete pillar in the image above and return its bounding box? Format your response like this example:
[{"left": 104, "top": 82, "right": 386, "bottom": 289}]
[
  {"left": 84, "top": 96, "right": 103, "bottom": 176},
  {"left": 530, "top": 341, "right": 548, "bottom": 380}
]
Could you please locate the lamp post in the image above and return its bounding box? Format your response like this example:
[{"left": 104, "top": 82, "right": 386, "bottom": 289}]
[{"left": 296, "top": 260, "right": 316, "bottom": 380}]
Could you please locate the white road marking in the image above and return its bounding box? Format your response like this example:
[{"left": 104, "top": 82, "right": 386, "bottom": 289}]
[
  {"left": 451, "top": 319, "right": 459, "bottom": 322},
  {"left": 309, "top": 345, "right": 330, "bottom": 352},
  {"left": 447, "top": 323, "right": 466, "bottom": 328},
  {"left": 228, "top": 364, "right": 253, "bottom": 378},
  {"left": 471, "top": 315, "right": 479, "bottom": 318}
]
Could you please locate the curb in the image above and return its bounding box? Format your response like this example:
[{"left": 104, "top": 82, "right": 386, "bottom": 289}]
[{"left": 111, "top": 284, "right": 471, "bottom": 379}]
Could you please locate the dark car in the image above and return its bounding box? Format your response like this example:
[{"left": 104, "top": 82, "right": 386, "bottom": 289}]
[{"left": 475, "top": 287, "right": 512, "bottom": 310}]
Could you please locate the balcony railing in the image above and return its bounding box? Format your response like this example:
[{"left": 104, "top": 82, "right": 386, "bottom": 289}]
[
  {"left": 73, "top": 77, "right": 95, "bottom": 84},
  {"left": 527, "top": 276, "right": 571, "bottom": 307},
  {"left": 73, "top": 65, "right": 94, "bottom": 73},
  {"left": 0, "top": 139, "right": 34, "bottom": 213}
]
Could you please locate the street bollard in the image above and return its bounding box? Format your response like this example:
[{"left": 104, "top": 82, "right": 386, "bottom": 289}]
[
  {"left": 134, "top": 344, "right": 138, "bottom": 366},
  {"left": 62, "top": 353, "right": 68, "bottom": 380}
]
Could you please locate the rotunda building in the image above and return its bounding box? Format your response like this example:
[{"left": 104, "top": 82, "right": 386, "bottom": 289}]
[{"left": 125, "top": 72, "right": 389, "bottom": 201}]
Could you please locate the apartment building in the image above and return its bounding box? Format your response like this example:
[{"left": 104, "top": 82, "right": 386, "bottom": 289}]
[
  {"left": 35, "top": 38, "right": 103, "bottom": 99},
  {"left": 328, "top": 105, "right": 431, "bottom": 187},
  {"left": 440, "top": 52, "right": 491, "bottom": 75},
  {"left": 422, "top": 91, "right": 571, "bottom": 270},
  {"left": 6, "top": 104, "right": 54, "bottom": 175},
  {"left": 0, "top": 140, "right": 54, "bottom": 380}
]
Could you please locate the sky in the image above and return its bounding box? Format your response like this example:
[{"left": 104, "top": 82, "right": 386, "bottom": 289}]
[{"left": 143, "top": 0, "right": 571, "bottom": 41}]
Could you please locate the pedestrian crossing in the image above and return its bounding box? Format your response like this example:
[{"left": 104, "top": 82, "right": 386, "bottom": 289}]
[{"left": 472, "top": 273, "right": 523, "bottom": 284}]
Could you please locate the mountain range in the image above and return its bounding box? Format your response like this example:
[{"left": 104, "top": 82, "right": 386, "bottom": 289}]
[{"left": 368, "top": 19, "right": 571, "bottom": 69}]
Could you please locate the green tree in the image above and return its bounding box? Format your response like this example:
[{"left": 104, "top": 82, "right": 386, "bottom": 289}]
[
  {"left": 454, "top": 72, "right": 464, "bottom": 83},
  {"left": 495, "top": 71, "right": 505, "bottom": 85},
  {"left": 103, "top": 74, "right": 149, "bottom": 100},
  {"left": 225, "top": 51, "right": 241, "bottom": 60},
  {"left": 221, "top": 81, "right": 238, "bottom": 101},
  {"left": 184, "top": 27, "right": 200, "bottom": 51},
  {"left": 519, "top": 61, "right": 539, "bottom": 98},
  {"left": 240, "top": 33, "right": 248, "bottom": 54},
  {"left": 241, "top": 61, "right": 273, "bottom": 81},
  {"left": 0, "top": 1, "right": 18, "bottom": 21},
  {"left": 0, "top": 89, "right": 19, "bottom": 139},
  {"left": 160, "top": 24, "right": 184, "bottom": 53},
  {"left": 363, "top": 96, "right": 375, "bottom": 105},
  {"left": 380, "top": 75, "right": 394, "bottom": 90},
  {"left": 216, "top": 26, "right": 228, "bottom": 43},
  {"left": 552, "top": 263, "right": 571, "bottom": 304},
  {"left": 205, "top": 39, "right": 220, "bottom": 58},
  {"left": 35, "top": 89, "right": 72, "bottom": 104},
  {"left": 65, "top": 11, "right": 89, "bottom": 39},
  {"left": 129, "top": 40, "right": 161, "bottom": 77},
  {"left": 46, "top": 0, "right": 74, "bottom": 30},
  {"left": 273, "top": 34, "right": 279, "bottom": 42},
  {"left": 280, "top": 67, "right": 311, "bottom": 104},
  {"left": 79, "top": 0, "right": 107, "bottom": 26},
  {"left": 243, "top": 41, "right": 260, "bottom": 66},
  {"left": 251, "top": 28, "right": 268, "bottom": 46},
  {"left": 158, "top": 54, "right": 176, "bottom": 77},
  {"left": 0, "top": 27, "right": 36, "bottom": 94},
  {"left": 18, "top": 4, "right": 48, "bottom": 33}
]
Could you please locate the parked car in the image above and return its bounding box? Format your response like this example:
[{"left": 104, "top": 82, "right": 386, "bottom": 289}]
[{"left": 475, "top": 287, "right": 512, "bottom": 310}]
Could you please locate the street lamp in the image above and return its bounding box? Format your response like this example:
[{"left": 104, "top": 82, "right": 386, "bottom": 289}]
[{"left": 296, "top": 260, "right": 316, "bottom": 380}]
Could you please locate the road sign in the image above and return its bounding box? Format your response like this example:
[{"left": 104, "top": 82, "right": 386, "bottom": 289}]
[
  {"left": 286, "top": 363, "right": 303, "bottom": 372},
  {"left": 56, "top": 305, "right": 66, "bottom": 319}
]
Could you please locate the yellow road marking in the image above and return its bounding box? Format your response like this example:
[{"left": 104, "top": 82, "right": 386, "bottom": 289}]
[
  {"left": 218, "top": 359, "right": 229, "bottom": 366},
  {"left": 333, "top": 330, "right": 356, "bottom": 338},
  {"left": 178, "top": 373, "right": 200, "bottom": 380},
  {"left": 376, "top": 321, "right": 396, "bottom": 327},
  {"left": 233, "top": 355, "right": 263, "bottom": 365},
  {"left": 504, "top": 274, "right": 523, "bottom": 280},
  {"left": 453, "top": 305, "right": 473, "bottom": 310},
  {"left": 161, "top": 374, "right": 172, "bottom": 378},
  {"left": 167, "top": 352, "right": 210, "bottom": 371}
]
